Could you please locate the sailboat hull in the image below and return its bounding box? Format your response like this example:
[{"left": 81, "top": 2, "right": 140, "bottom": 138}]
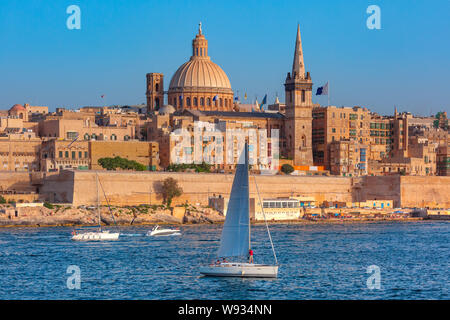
[
  {"left": 71, "top": 231, "right": 120, "bottom": 241},
  {"left": 200, "top": 263, "right": 278, "bottom": 278}
]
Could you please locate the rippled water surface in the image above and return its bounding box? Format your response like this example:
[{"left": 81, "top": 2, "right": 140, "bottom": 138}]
[{"left": 0, "top": 222, "right": 449, "bottom": 299}]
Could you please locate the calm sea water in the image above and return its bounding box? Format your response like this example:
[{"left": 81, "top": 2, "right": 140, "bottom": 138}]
[{"left": 0, "top": 222, "right": 449, "bottom": 300}]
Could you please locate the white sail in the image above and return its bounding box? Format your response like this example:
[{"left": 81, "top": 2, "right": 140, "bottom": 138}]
[{"left": 217, "top": 144, "right": 250, "bottom": 257}]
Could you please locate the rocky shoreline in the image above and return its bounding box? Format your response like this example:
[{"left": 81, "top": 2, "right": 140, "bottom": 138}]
[
  {"left": 0, "top": 203, "right": 425, "bottom": 228},
  {"left": 0, "top": 203, "right": 225, "bottom": 228}
]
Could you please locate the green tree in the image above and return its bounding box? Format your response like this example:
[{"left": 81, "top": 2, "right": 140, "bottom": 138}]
[
  {"left": 281, "top": 163, "right": 294, "bottom": 175},
  {"left": 43, "top": 202, "right": 54, "bottom": 209},
  {"left": 167, "top": 162, "right": 211, "bottom": 173},
  {"left": 98, "top": 156, "right": 146, "bottom": 171},
  {"left": 160, "top": 177, "right": 183, "bottom": 208},
  {"left": 0, "top": 195, "right": 6, "bottom": 204}
]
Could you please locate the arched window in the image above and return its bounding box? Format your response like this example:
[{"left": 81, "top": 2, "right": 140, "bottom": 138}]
[
  {"left": 111, "top": 134, "right": 117, "bottom": 141},
  {"left": 200, "top": 97, "right": 204, "bottom": 106},
  {"left": 302, "top": 135, "right": 306, "bottom": 147},
  {"left": 186, "top": 97, "right": 191, "bottom": 107},
  {"left": 91, "top": 134, "right": 97, "bottom": 140},
  {"left": 173, "top": 97, "right": 177, "bottom": 107},
  {"left": 220, "top": 98, "right": 223, "bottom": 107},
  {"left": 124, "top": 135, "right": 130, "bottom": 141},
  {"left": 207, "top": 98, "right": 211, "bottom": 106},
  {"left": 155, "top": 83, "right": 159, "bottom": 91},
  {"left": 225, "top": 99, "right": 228, "bottom": 108},
  {"left": 84, "top": 133, "right": 90, "bottom": 140},
  {"left": 193, "top": 97, "right": 198, "bottom": 106}
]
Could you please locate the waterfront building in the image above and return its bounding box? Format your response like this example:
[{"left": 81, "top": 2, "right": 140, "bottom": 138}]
[
  {"left": 40, "top": 139, "right": 159, "bottom": 172},
  {"left": 329, "top": 139, "right": 368, "bottom": 176},
  {"left": 89, "top": 140, "right": 159, "bottom": 171},
  {"left": 254, "top": 198, "right": 305, "bottom": 221},
  {"left": 0, "top": 133, "right": 41, "bottom": 172}
]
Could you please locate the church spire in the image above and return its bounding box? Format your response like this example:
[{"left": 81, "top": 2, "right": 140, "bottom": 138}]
[{"left": 292, "top": 24, "right": 305, "bottom": 79}]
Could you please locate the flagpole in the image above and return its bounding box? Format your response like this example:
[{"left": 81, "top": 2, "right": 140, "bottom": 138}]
[{"left": 328, "top": 80, "right": 330, "bottom": 107}]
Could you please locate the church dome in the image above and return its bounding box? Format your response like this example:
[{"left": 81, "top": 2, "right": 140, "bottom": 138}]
[
  {"left": 168, "top": 23, "right": 232, "bottom": 93},
  {"left": 10, "top": 104, "right": 26, "bottom": 112},
  {"left": 158, "top": 104, "right": 176, "bottom": 115},
  {"left": 167, "top": 23, "right": 234, "bottom": 111},
  {"left": 169, "top": 59, "right": 231, "bottom": 90}
]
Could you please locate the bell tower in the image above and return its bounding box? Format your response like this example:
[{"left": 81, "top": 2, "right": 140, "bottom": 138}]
[
  {"left": 146, "top": 73, "right": 164, "bottom": 113},
  {"left": 284, "top": 24, "right": 313, "bottom": 166}
]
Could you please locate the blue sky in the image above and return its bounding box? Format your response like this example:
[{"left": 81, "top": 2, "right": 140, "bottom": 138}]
[{"left": 0, "top": 0, "right": 449, "bottom": 115}]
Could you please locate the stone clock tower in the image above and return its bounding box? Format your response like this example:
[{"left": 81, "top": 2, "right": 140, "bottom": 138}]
[{"left": 284, "top": 24, "right": 313, "bottom": 166}]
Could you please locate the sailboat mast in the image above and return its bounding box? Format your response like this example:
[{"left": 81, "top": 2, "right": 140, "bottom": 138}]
[
  {"left": 96, "top": 173, "right": 100, "bottom": 230},
  {"left": 247, "top": 144, "right": 251, "bottom": 251}
]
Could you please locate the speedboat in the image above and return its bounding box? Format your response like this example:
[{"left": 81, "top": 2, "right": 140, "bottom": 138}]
[
  {"left": 146, "top": 225, "right": 181, "bottom": 236},
  {"left": 71, "top": 229, "right": 119, "bottom": 241}
]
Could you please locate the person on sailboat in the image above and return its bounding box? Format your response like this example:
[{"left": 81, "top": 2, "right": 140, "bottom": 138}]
[{"left": 248, "top": 249, "right": 254, "bottom": 263}]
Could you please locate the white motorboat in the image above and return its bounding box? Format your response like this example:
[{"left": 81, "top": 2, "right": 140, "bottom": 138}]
[
  {"left": 200, "top": 143, "right": 279, "bottom": 278},
  {"left": 147, "top": 225, "right": 181, "bottom": 236},
  {"left": 71, "top": 173, "right": 120, "bottom": 241}
]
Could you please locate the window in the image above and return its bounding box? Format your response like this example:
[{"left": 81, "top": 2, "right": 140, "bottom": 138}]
[
  {"left": 72, "top": 151, "right": 76, "bottom": 159},
  {"left": 193, "top": 97, "right": 198, "bottom": 106},
  {"left": 200, "top": 98, "right": 204, "bottom": 106},
  {"left": 67, "top": 132, "right": 78, "bottom": 140},
  {"left": 79, "top": 151, "right": 82, "bottom": 158},
  {"left": 301, "top": 90, "right": 305, "bottom": 102},
  {"left": 207, "top": 98, "right": 211, "bottom": 106},
  {"left": 85, "top": 152, "right": 88, "bottom": 158},
  {"left": 186, "top": 98, "right": 191, "bottom": 107},
  {"left": 65, "top": 151, "right": 69, "bottom": 158},
  {"left": 59, "top": 151, "right": 63, "bottom": 158},
  {"left": 84, "top": 133, "right": 90, "bottom": 140}
]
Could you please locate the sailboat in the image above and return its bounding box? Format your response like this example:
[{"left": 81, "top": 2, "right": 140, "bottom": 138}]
[
  {"left": 71, "top": 173, "right": 120, "bottom": 241},
  {"left": 200, "top": 143, "right": 278, "bottom": 278}
]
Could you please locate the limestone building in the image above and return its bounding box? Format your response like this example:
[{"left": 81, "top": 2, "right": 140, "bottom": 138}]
[{"left": 146, "top": 24, "right": 315, "bottom": 169}]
